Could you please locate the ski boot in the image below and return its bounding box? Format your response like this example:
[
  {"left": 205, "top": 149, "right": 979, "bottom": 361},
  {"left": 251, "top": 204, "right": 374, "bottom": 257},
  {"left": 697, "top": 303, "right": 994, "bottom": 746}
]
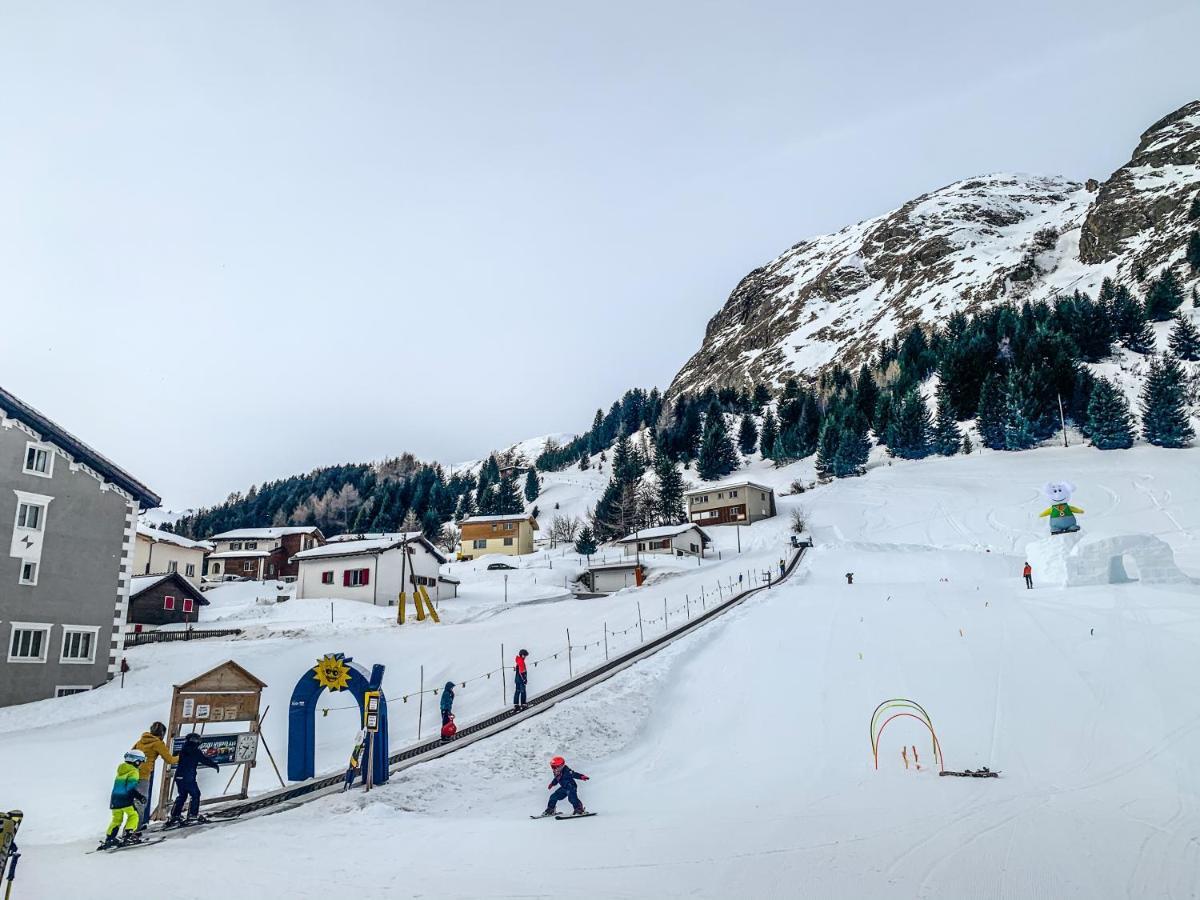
[
  {"left": 97, "top": 833, "right": 121, "bottom": 851},
  {"left": 121, "top": 831, "right": 145, "bottom": 846},
  {"left": 536, "top": 808, "right": 556, "bottom": 818},
  {"left": 183, "top": 814, "right": 211, "bottom": 827},
  {"left": 163, "top": 816, "right": 185, "bottom": 829},
  {"left": 571, "top": 806, "right": 588, "bottom": 816}
]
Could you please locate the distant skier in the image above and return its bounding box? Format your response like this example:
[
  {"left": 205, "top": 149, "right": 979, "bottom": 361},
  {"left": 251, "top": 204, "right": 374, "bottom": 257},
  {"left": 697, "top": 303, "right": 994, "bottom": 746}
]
[
  {"left": 513, "top": 649, "right": 529, "bottom": 711},
  {"left": 101, "top": 750, "right": 148, "bottom": 849},
  {"left": 440, "top": 681, "right": 456, "bottom": 725},
  {"left": 166, "top": 733, "right": 219, "bottom": 827},
  {"left": 1023, "top": 562, "right": 1033, "bottom": 589},
  {"left": 845, "top": 572, "right": 854, "bottom": 585},
  {"left": 779, "top": 559, "right": 785, "bottom": 577},
  {"left": 132, "top": 721, "right": 177, "bottom": 831},
  {"left": 538, "top": 756, "right": 589, "bottom": 817}
]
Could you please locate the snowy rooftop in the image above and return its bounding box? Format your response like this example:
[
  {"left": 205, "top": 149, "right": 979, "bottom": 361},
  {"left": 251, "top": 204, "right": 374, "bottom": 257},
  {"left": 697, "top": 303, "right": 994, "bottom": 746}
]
[
  {"left": 616, "top": 523, "right": 711, "bottom": 543},
  {"left": 207, "top": 549, "right": 271, "bottom": 559},
  {"left": 293, "top": 534, "right": 447, "bottom": 564},
  {"left": 137, "top": 524, "right": 210, "bottom": 551},
  {"left": 129, "top": 573, "right": 209, "bottom": 602},
  {"left": 460, "top": 514, "right": 538, "bottom": 525},
  {"left": 682, "top": 480, "right": 774, "bottom": 497},
  {"left": 209, "top": 526, "right": 322, "bottom": 540},
  {"left": 325, "top": 531, "right": 421, "bottom": 543}
]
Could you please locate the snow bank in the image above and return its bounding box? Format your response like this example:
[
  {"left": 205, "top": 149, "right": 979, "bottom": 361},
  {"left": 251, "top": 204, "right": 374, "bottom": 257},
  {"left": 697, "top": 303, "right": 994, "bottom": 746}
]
[{"left": 1026, "top": 532, "right": 1190, "bottom": 587}]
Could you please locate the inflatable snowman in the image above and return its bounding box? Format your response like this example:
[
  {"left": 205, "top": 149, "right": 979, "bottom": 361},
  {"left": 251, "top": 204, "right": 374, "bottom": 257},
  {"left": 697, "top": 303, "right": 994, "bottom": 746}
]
[{"left": 1039, "top": 481, "right": 1084, "bottom": 535}]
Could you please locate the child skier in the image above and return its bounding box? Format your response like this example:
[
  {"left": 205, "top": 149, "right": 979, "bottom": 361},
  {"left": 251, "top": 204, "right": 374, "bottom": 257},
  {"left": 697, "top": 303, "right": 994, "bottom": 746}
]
[
  {"left": 165, "top": 732, "right": 219, "bottom": 827},
  {"left": 101, "top": 750, "right": 148, "bottom": 849},
  {"left": 539, "top": 756, "right": 589, "bottom": 817}
]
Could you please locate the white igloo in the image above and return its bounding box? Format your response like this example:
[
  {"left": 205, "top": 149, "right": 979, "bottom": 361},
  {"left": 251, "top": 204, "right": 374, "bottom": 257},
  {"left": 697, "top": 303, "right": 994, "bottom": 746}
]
[{"left": 1025, "top": 532, "right": 1190, "bottom": 587}]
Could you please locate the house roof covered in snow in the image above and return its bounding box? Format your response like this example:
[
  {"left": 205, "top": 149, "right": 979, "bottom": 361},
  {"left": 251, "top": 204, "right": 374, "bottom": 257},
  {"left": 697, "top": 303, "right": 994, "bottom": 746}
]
[
  {"left": 585, "top": 560, "right": 644, "bottom": 571},
  {"left": 291, "top": 534, "right": 448, "bottom": 565},
  {"left": 615, "top": 523, "right": 711, "bottom": 544},
  {"left": 208, "top": 526, "right": 324, "bottom": 541},
  {"left": 136, "top": 524, "right": 210, "bottom": 551},
  {"left": 325, "top": 531, "right": 421, "bottom": 543},
  {"left": 460, "top": 514, "right": 539, "bottom": 528},
  {"left": 682, "top": 480, "right": 775, "bottom": 498},
  {"left": 0, "top": 384, "right": 161, "bottom": 509},
  {"left": 207, "top": 549, "right": 271, "bottom": 559},
  {"left": 129, "top": 572, "right": 209, "bottom": 605}
]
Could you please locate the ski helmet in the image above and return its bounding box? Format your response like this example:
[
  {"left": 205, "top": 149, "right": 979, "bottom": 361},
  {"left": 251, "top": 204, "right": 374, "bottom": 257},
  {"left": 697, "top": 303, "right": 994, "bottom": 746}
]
[
  {"left": 124, "top": 749, "right": 147, "bottom": 766},
  {"left": 550, "top": 756, "right": 565, "bottom": 768}
]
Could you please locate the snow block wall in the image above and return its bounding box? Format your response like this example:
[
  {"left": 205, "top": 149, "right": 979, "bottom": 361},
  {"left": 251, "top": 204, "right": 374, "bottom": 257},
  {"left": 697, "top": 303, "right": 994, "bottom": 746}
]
[{"left": 1026, "top": 533, "right": 1190, "bottom": 587}]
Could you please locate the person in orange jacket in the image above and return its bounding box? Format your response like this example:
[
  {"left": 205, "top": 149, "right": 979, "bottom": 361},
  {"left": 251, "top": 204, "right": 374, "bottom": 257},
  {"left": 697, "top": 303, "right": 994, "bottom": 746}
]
[
  {"left": 132, "top": 721, "right": 177, "bottom": 830},
  {"left": 513, "top": 649, "right": 529, "bottom": 711},
  {"left": 1022, "top": 562, "right": 1033, "bottom": 589}
]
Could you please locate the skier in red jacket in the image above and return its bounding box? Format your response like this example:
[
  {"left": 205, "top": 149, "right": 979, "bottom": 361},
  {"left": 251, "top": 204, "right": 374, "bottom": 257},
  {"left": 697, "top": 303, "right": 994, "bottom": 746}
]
[{"left": 513, "top": 649, "right": 529, "bottom": 711}]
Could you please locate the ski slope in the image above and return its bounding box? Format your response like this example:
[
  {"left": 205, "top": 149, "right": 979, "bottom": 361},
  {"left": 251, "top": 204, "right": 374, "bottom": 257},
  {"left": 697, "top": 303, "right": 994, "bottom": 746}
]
[{"left": 4, "top": 445, "right": 1199, "bottom": 898}]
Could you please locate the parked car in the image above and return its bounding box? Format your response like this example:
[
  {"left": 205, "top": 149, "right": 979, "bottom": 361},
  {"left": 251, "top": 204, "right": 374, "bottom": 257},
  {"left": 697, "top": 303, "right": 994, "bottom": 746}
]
[{"left": 487, "top": 562, "right": 516, "bottom": 571}]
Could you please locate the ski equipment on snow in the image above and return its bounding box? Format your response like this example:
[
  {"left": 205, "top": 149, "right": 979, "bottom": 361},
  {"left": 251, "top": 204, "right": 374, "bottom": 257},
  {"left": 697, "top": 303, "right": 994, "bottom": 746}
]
[{"left": 939, "top": 768, "right": 1000, "bottom": 778}]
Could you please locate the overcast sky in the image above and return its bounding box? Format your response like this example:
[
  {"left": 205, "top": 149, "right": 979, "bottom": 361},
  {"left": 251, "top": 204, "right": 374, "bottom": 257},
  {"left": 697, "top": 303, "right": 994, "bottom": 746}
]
[{"left": 1, "top": 1, "right": 1197, "bottom": 510}]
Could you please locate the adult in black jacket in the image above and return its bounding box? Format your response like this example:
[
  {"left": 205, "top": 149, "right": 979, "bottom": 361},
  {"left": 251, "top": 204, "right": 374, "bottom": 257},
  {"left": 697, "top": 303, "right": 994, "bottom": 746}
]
[{"left": 167, "top": 733, "right": 219, "bottom": 825}]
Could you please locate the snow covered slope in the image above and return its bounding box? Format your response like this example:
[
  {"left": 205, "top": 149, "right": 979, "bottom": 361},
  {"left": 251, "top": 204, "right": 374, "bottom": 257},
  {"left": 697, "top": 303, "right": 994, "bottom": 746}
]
[
  {"left": 671, "top": 99, "right": 1200, "bottom": 395},
  {"left": 5, "top": 444, "right": 1199, "bottom": 898}
]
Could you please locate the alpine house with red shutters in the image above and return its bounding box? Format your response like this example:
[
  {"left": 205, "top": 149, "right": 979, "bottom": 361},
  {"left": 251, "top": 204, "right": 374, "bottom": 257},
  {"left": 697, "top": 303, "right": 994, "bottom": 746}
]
[{"left": 290, "top": 533, "right": 458, "bottom": 605}]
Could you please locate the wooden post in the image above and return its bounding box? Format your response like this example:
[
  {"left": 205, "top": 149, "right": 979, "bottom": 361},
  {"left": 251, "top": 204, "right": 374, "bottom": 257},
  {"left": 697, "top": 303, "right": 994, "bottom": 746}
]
[
  {"left": 500, "top": 643, "right": 506, "bottom": 705},
  {"left": 566, "top": 628, "right": 573, "bottom": 678},
  {"left": 417, "top": 665, "right": 424, "bottom": 741},
  {"left": 603, "top": 621, "right": 608, "bottom": 661},
  {"left": 663, "top": 597, "right": 668, "bottom": 632},
  {"left": 637, "top": 602, "right": 644, "bottom": 642},
  {"left": 686, "top": 594, "right": 690, "bottom": 620}
]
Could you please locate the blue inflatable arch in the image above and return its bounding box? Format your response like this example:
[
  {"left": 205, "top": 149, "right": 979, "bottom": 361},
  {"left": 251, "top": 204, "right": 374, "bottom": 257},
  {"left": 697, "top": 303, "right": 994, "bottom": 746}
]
[{"left": 287, "top": 654, "right": 389, "bottom": 785}]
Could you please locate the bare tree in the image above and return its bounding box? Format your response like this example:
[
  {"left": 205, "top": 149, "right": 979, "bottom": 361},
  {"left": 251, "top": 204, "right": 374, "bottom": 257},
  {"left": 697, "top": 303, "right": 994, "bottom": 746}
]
[
  {"left": 440, "top": 524, "right": 461, "bottom": 554},
  {"left": 548, "top": 515, "right": 582, "bottom": 546}
]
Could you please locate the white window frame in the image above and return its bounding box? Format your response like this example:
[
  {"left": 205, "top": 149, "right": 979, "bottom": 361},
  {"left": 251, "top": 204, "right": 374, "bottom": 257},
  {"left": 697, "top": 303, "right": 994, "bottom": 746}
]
[
  {"left": 163, "top": 595, "right": 176, "bottom": 611},
  {"left": 60, "top": 625, "right": 100, "bottom": 665},
  {"left": 19, "top": 560, "right": 38, "bottom": 585},
  {"left": 243, "top": 561, "right": 255, "bottom": 573},
  {"left": 185, "top": 563, "right": 196, "bottom": 577},
  {"left": 182, "top": 597, "right": 195, "bottom": 614},
  {"left": 167, "top": 560, "right": 178, "bottom": 573},
  {"left": 15, "top": 499, "right": 47, "bottom": 531},
  {"left": 23, "top": 442, "right": 54, "bottom": 479},
  {"left": 321, "top": 570, "right": 334, "bottom": 584},
  {"left": 347, "top": 568, "right": 368, "bottom": 587},
  {"left": 8, "top": 622, "right": 52, "bottom": 663},
  {"left": 472, "top": 539, "right": 487, "bottom": 550},
  {"left": 55, "top": 685, "right": 91, "bottom": 697}
]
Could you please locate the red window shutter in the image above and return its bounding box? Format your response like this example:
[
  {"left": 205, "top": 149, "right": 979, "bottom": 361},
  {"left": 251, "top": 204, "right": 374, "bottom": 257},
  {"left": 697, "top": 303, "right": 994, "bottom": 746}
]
[
  {"left": 343, "top": 571, "right": 351, "bottom": 587},
  {"left": 183, "top": 598, "right": 194, "bottom": 613},
  {"left": 360, "top": 568, "right": 370, "bottom": 586},
  {"left": 163, "top": 595, "right": 175, "bottom": 610}
]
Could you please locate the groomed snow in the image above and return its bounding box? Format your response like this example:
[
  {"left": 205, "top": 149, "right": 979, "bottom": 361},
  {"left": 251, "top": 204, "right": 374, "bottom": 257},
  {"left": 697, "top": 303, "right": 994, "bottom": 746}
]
[{"left": 3, "top": 445, "right": 1199, "bottom": 898}]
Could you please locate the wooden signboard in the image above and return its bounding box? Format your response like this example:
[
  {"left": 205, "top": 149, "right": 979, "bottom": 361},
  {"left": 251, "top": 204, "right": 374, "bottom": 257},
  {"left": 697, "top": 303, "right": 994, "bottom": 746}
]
[{"left": 154, "top": 660, "right": 267, "bottom": 821}]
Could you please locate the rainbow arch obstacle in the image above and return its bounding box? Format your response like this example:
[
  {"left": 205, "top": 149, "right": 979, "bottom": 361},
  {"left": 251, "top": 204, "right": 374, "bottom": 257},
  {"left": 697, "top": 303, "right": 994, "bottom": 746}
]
[{"left": 870, "top": 698, "right": 945, "bottom": 772}]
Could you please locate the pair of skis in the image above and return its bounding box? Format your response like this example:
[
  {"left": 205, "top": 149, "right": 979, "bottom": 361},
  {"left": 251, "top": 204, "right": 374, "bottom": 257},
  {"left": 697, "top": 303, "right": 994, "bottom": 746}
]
[
  {"left": 939, "top": 767, "right": 1000, "bottom": 778},
  {"left": 530, "top": 811, "right": 596, "bottom": 820},
  {"left": 87, "top": 837, "right": 166, "bottom": 854}
]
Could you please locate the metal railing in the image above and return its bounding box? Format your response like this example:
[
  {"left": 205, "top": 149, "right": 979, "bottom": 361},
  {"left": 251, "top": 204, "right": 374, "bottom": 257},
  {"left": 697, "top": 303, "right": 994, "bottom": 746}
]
[{"left": 124, "top": 628, "right": 243, "bottom": 648}]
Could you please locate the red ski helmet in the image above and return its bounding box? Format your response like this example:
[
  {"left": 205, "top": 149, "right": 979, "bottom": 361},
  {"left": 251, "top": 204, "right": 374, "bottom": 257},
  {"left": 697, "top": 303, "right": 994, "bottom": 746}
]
[{"left": 550, "top": 756, "right": 565, "bottom": 768}]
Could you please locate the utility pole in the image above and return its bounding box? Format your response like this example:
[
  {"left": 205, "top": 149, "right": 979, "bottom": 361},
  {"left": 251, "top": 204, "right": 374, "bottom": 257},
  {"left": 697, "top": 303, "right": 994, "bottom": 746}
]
[{"left": 1057, "top": 393, "right": 1069, "bottom": 448}]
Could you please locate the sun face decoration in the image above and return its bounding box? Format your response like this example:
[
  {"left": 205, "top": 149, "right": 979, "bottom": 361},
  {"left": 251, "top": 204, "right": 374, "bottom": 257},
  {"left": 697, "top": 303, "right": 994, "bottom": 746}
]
[{"left": 313, "top": 654, "right": 352, "bottom": 691}]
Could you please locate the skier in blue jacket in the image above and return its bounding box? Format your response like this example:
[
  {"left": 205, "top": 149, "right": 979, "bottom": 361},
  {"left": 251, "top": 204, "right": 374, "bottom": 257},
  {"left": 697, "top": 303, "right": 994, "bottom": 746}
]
[
  {"left": 166, "top": 733, "right": 220, "bottom": 826},
  {"left": 539, "top": 756, "right": 589, "bottom": 817}
]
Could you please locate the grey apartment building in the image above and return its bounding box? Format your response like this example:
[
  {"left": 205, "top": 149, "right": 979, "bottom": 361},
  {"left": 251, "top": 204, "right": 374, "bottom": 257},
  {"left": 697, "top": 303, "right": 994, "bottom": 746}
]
[{"left": 0, "top": 386, "right": 160, "bottom": 706}]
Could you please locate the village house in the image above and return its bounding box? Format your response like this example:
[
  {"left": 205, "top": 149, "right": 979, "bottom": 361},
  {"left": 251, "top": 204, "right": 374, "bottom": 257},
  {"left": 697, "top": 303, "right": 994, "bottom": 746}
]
[
  {"left": 0, "top": 385, "right": 161, "bottom": 706},
  {"left": 684, "top": 481, "right": 776, "bottom": 526},
  {"left": 291, "top": 533, "right": 458, "bottom": 605},
  {"left": 134, "top": 524, "right": 209, "bottom": 587},
  {"left": 126, "top": 572, "right": 210, "bottom": 630},
  {"left": 616, "top": 523, "right": 711, "bottom": 558},
  {"left": 581, "top": 560, "right": 645, "bottom": 593},
  {"left": 205, "top": 526, "right": 324, "bottom": 582},
  {"left": 458, "top": 514, "right": 538, "bottom": 559}
]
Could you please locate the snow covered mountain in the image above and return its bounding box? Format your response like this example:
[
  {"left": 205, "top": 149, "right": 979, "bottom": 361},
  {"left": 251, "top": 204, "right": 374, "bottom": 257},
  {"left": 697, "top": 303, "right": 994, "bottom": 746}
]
[{"left": 670, "top": 99, "right": 1200, "bottom": 396}]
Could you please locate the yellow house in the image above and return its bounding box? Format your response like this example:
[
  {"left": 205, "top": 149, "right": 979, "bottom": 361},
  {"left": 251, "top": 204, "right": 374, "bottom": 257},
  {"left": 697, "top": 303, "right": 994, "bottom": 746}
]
[{"left": 459, "top": 514, "right": 538, "bottom": 559}]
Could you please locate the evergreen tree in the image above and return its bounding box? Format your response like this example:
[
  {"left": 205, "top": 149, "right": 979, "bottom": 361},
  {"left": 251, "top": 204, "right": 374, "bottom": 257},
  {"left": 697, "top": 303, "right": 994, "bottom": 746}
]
[
  {"left": 737, "top": 414, "right": 758, "bottom": 456},
  {"left": 751, "top": 383, "right": 772, "bottom": 413},
  {"left": 831, "top": 417, "right": 871, "bottom": 477},
  {"left": 931, "top": 382, "right": 962, "bottom": 456},
  {"left": 759, "top": 409, "right": 779, "bottom": 459},
  {"left": 961, "top": 432, "right": 974, "bottom": 454},
  {"left": 814, "top": 420, "right": 840, "bottom": 478},
  {"left": 1125, "top": 316, "right": 1158, "bottom": 355},
  {"left": 578, "top": 450, "right": 590, "bottom": 470},
  {"left": 523, "top": 468, "right": 541, "bottom": 503},
  {"left": 401, "top": 508, "right": 421, "bottom": 534},
  {"left": 1140, "top": 355, "right": 1195, "bottom": 448},
  {"left": 696, "top": 402, "right": 740, "bottom": 480},
  {"left": 494, "top": 474, "right": 524, "bottom": 515},
  {"left": 1188, "top": 230, "right": 1200, "bottom": 272},
  {"left": 854, "top": 364, "right": 880, "bottom": 425},
  {"left": 1085, "top": 377, "right": 1135, "bottom": 450},
  {"left": 1145, "top": 268, "right": 1184, "bottom": 321},
  {"left": 651, "top": 449, "right": 686, "bottom": 525},
  {"left": 1169, "top": 313, "right": 1200, "bottom": 361},
  {"left": 574, "top": 525, "right": 597, "bottom": 560},
  {"left": 421, "top": 508, "right": 444, "bottom": 543},
  {"left": 886, "top": 389, "right": 933, "bottom": 459},
  {"left": 976, "top": 373, "right": 1006, "bottom": 450},
  {"left": 1002, "top": 370, "right": 1039, "bottom": 450}
]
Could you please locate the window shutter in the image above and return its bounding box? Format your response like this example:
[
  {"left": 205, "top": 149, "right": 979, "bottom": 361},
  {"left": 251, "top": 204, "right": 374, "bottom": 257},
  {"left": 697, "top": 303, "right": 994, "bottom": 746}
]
[
  {"left": 163, "top": 596, "right": 175, "bottom": 610},
  {"left": 183, "top": 598, "right": 194, "bottom": 613},
  {"left": 361, "top": 568, "right": 370, "bottom": 586},
  {"left": 343, "top": 570, "right": 351, "bottom": 587}
]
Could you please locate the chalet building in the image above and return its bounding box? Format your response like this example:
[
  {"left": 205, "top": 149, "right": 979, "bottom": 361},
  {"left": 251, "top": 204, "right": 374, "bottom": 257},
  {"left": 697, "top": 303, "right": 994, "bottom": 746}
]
[
  {"left": 292, "top": 533, "right": 458, "bottom": 605},
  {"left": 684, "top": 481, "right": 776, "bottom": 526},
  {"left": 582, "top": 560, "right": 645, "bottom": 593},
  {"left": 458, "top": 514, "right": 538, "bottom": 559},
  {"left": 616, "top": 523, "right": 711, "bottom": 558},
  {"left": 134, "top": 524, "right": 209, "bottom": 587},
  {"left": 206, "top": 526, "right": 324, "bottom": 581},
  {"left": 0, "top": 385, "right": 161, "bottom": 706},
  {"left": 127, "top": 572, "right": 210, "bottom": 630}
]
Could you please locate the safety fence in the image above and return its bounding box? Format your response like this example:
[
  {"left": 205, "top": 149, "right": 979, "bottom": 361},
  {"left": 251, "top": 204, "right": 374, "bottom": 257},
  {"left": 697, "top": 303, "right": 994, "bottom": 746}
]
[
  {"left": 124, "top": 628, "right": 244, "bottom": 648},
  {"left": 200, "top": 546, "right": 808, "bottom": 821}
]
